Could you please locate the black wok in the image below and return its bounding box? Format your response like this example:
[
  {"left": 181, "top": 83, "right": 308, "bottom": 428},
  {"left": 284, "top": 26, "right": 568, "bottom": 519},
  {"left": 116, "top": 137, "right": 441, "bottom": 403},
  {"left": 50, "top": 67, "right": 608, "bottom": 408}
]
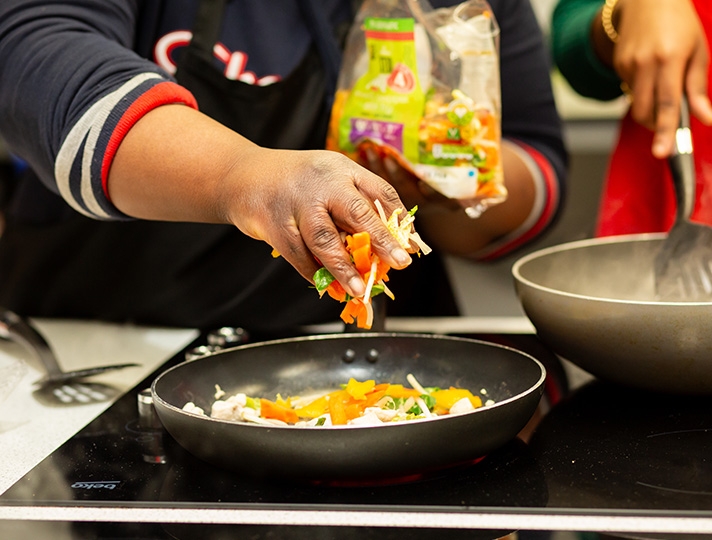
[
  {"left": 513, "top": 233, "right": 712, "bottom": 395},
  {"left": 151, "top": 333, "right": 545, "bottom": 481}
]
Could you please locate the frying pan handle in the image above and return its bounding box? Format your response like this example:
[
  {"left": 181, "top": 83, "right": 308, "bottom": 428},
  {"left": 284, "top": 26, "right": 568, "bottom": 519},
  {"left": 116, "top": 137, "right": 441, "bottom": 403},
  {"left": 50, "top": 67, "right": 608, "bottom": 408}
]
[
  {"left": 0, "top": 306, "right": 63, "bottom": 378},
  {"left": 668, "top": 95, "right": 696, "bottom": 221}
]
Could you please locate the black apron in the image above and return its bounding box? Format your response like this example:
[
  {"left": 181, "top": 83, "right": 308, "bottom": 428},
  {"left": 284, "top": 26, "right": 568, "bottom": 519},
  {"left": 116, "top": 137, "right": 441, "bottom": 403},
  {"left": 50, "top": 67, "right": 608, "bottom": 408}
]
[
  {"left": 0, "top": 0, "right": 457, "bottom": 331},
  {"left": 174, "top": 0, "right": 337, "bottom": 148}
]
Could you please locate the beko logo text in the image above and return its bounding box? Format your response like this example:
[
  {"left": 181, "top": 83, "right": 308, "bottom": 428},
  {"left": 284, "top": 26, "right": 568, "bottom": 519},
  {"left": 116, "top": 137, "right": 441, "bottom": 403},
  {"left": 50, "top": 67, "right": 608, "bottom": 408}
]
[{"left": 71, "top": 481, "right": 120, "bottom": 490}]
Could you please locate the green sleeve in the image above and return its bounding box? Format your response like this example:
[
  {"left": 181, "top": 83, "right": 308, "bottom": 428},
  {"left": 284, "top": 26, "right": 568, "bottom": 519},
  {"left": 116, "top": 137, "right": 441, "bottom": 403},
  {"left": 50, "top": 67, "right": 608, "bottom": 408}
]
[{"left": 551, "top": 0, "right": 623, "bottom": 101}]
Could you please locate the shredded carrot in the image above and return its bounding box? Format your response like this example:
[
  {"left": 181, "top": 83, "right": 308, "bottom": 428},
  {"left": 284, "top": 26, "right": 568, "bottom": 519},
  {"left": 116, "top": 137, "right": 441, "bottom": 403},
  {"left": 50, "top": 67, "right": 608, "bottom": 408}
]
[
  {"left": 310, "top": 202, "right": 429, "bottom": 330},
  {"left": 339, "top": 299, "right": 362, "bottom": 325},
  {"left": 351, "top": 244, "right": 372, "bottom": 274},
  {"left": 347, "top": 231, "right": 371, "bottom": 251}
]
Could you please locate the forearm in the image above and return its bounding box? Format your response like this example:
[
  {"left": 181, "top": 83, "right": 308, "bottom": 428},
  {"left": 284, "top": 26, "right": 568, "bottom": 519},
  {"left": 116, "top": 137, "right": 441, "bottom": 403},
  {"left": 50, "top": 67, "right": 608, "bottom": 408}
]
[{"left": 107, "top": 104, "right": 258, "bottom": 224}]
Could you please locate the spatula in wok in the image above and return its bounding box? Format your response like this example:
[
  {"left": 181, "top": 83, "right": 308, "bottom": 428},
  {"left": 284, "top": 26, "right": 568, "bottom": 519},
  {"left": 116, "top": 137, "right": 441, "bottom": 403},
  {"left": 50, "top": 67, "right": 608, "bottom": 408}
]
[{"left": 654, "top": 96, "right": 712, "bottom": 301}]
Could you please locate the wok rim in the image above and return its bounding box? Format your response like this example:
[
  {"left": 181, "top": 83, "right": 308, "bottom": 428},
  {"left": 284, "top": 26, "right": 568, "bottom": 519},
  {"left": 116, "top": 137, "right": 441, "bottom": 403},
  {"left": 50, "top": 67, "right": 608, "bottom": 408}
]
[
  {"left": 151, "top": 331, "right": 547, "bottom": 432},
  {"left": 512, "top": 232, "right": 712, "bottom": 307}
]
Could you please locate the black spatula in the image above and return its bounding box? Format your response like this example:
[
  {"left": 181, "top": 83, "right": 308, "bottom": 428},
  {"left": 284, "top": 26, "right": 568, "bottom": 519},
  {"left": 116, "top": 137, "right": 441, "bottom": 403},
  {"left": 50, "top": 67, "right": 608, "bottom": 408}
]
[{"left": 654, "top": 96, "right": 712, "bottom": 301}]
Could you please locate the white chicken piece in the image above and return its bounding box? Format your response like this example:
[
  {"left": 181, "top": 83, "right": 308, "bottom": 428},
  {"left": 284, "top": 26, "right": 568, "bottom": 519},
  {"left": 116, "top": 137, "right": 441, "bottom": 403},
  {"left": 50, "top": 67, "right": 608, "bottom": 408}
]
[
  {"left": 347, "top": 410, "right": 384, "bottom": 426},
  {"left": 367, "top": 406, "right": 398, "bottom": 422},
  {"left": 449, "top": 397, "right": 476, "bottom": 415},
  {"left": 225, "top": 393, "right": 248, "bottom": 406},
  {"left": 210, "top": 392, "right": 248, "bottom": 421},
  {"left": 182, "top": 402, "right": 205, "bottom": 416},
  {"left": 297, "top": 414, "right": 332, "bottom": 427}
]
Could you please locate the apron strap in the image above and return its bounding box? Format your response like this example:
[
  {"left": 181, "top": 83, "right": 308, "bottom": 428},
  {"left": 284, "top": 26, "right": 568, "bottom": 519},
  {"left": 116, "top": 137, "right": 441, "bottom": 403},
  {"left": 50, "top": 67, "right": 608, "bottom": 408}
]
[
  {"left": 186, "top": 0, "right": 343, "bottom": 109},
  {"left": 298, "top": 0, "right": 344, "bottom": 108}
]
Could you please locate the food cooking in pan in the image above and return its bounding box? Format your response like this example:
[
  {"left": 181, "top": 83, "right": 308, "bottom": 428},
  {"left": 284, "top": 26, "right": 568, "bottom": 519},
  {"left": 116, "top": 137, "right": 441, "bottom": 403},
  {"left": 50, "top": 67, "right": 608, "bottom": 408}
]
[{"left": 182, "top": 374, "right": 494, "bottom": 427}]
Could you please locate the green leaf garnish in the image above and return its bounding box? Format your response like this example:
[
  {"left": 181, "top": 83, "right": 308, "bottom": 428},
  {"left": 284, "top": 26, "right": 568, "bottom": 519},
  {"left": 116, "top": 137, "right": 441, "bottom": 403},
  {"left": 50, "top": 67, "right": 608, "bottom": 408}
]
[{"left": 313, "top": 267, "right": 336, "bottom": 291}]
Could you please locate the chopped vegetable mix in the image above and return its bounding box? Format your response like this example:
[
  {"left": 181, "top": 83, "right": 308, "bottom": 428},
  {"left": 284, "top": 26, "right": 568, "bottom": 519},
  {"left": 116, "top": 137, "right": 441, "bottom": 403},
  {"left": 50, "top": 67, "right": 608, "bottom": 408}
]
[{"left": 182, "top": 375, "right": 491, "bottom": 428}]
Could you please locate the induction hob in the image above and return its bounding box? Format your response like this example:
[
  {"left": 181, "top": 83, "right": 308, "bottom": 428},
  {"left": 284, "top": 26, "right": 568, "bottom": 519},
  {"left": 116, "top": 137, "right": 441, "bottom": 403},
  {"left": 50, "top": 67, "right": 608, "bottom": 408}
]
[{"left": 1, "top": 331, "right": 711, "bottom": 540}]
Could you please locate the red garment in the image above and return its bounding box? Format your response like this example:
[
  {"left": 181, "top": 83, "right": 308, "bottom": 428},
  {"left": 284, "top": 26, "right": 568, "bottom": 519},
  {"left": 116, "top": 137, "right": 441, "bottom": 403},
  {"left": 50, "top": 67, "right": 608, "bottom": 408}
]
[{"left": 596, "top": 0, "right": 712, "bottom": 237}]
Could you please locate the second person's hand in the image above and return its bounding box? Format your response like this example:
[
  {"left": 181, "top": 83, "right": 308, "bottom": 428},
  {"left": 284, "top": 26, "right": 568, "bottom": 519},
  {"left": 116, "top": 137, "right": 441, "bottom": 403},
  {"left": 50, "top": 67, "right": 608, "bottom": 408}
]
[{"left": 609, "top": 0, "right": 712, "bottom": 158}]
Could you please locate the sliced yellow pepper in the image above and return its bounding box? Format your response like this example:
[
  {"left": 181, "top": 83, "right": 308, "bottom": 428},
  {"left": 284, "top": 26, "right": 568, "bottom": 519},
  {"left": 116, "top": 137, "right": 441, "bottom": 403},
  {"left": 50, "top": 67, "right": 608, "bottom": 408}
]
[
  {"left": 345, "top": 378, "right": 375, "bottom": 401},
  {"left": 275, "top": 394, "right": 292, "bottom": 408},
  {"left": 385, "top": 384, "right": 422, "bottom": 399},
  {"left": 431, "top": 388, "right": 482, "bottom": 410},
  {"left": 294, "top": 395, "right": 329, "bottom": 418}
]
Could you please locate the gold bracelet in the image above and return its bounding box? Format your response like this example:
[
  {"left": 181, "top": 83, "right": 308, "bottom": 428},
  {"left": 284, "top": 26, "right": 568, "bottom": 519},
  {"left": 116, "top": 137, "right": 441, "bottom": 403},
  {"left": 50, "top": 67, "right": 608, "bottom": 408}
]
[{"left": 601, "top": 0, "right": 620, "bottom": 43}]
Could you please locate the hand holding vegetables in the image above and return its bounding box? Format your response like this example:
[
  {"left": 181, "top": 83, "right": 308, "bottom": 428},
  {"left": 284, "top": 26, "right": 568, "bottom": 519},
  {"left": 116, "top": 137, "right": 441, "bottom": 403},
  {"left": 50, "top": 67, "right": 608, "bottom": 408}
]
[{"left": 311, "top": 200, "right": 431, "bottom": 329}]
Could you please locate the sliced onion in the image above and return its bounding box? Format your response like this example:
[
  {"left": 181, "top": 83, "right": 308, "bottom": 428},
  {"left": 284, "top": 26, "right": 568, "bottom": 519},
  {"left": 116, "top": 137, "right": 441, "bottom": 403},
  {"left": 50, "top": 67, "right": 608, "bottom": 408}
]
[
  {"left": 407, "top": 373, "right": 427, "bottom": 395},
  {"left": 381, "top": 281, "right": 395, "bottom": 300},
  {"left": 414, "top": 396, "right": 433, "bottom": 418}
]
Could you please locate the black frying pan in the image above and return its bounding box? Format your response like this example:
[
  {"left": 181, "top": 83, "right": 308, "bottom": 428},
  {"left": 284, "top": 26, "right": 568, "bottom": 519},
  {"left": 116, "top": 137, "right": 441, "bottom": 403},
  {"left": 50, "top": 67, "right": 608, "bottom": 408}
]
[{"left": 151, "top": 333, "right": 545, "bottom": 481}]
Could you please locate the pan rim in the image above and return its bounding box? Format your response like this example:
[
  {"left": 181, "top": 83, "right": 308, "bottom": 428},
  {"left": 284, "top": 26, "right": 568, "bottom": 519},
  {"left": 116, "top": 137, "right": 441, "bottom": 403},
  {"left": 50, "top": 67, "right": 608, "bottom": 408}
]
[
  {"left": 151, "top": 332, "right": 546, "bottom": 431},
  {"left": 512, "top": 232, "right": 712, "bottom": 307}
]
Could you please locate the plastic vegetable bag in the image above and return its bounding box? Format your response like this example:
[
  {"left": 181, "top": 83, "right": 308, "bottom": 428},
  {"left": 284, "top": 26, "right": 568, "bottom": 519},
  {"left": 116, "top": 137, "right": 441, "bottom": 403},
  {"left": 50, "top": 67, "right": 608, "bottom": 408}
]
[{"left": 326, "top": 0, "right": 505, "bottom": 218}]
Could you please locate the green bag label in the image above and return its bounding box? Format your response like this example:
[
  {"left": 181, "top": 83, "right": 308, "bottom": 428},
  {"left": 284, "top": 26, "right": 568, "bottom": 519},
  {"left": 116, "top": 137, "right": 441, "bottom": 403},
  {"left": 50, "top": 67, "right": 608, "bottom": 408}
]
[{"left": 338, "top": 17, "right": 424, "bottom": 162}]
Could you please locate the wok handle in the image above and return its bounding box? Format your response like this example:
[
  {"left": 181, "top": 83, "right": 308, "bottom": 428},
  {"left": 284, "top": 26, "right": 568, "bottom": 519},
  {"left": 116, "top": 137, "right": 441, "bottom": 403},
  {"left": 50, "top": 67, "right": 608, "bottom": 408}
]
[
  {"left": 668, "top": 95, "right": 695, "bottom": 221},
  {"left": 0, "top": 306, "right": 64, "bottom": 378}
]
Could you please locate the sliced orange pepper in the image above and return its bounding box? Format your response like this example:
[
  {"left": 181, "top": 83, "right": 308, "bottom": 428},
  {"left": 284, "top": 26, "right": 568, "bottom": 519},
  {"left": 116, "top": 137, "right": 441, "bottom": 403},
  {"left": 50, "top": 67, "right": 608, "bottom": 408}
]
[
  {"left": 328, "top": 391, "right": 348, "bottom": 425},
  {"left": 363, "top": 384, "right": 389, "bottom": 407},
  {"left": 351, "top": 244, "right": 372, "bottom": 275},
  {"left": 355, "top": 301, "right": 369, "bottom": 328},
  {"left": 367, "top": 383, "right": 390, "bottom": 395},
  {"left": 260, "top": 398, "right": 299, "bottom": 424},
  {"left": 326, "top": 280, "right": 347, "bottom": 302},
  {"left": 376, "top": 259, "right": 390, "bottom": 282},
  {"left": 344, "top": 402, "right": 365, "bottom": 421}
]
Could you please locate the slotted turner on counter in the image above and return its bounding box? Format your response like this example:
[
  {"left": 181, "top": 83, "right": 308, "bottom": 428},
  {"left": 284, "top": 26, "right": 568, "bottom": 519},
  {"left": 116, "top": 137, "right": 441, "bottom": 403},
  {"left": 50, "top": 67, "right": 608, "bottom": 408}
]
[
  {"left": 0, "top": 307, "right": 139, "bottom": 403},
  {"left": 654, "top": 96, "right": 712, "bottom": 301}
]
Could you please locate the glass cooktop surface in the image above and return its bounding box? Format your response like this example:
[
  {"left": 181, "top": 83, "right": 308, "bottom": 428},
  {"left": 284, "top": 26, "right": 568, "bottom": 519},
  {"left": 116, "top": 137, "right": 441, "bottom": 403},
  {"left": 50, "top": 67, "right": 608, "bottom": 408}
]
[{"left": 2, "top": 332, "right": 711, "bottom": 539}]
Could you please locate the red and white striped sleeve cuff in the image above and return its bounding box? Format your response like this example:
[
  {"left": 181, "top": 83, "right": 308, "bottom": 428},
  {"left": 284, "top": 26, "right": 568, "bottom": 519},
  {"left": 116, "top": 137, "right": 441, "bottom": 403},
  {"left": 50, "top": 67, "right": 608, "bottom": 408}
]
[{"left": 54, "top": 73, "right": 198, "bottom": 220}]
